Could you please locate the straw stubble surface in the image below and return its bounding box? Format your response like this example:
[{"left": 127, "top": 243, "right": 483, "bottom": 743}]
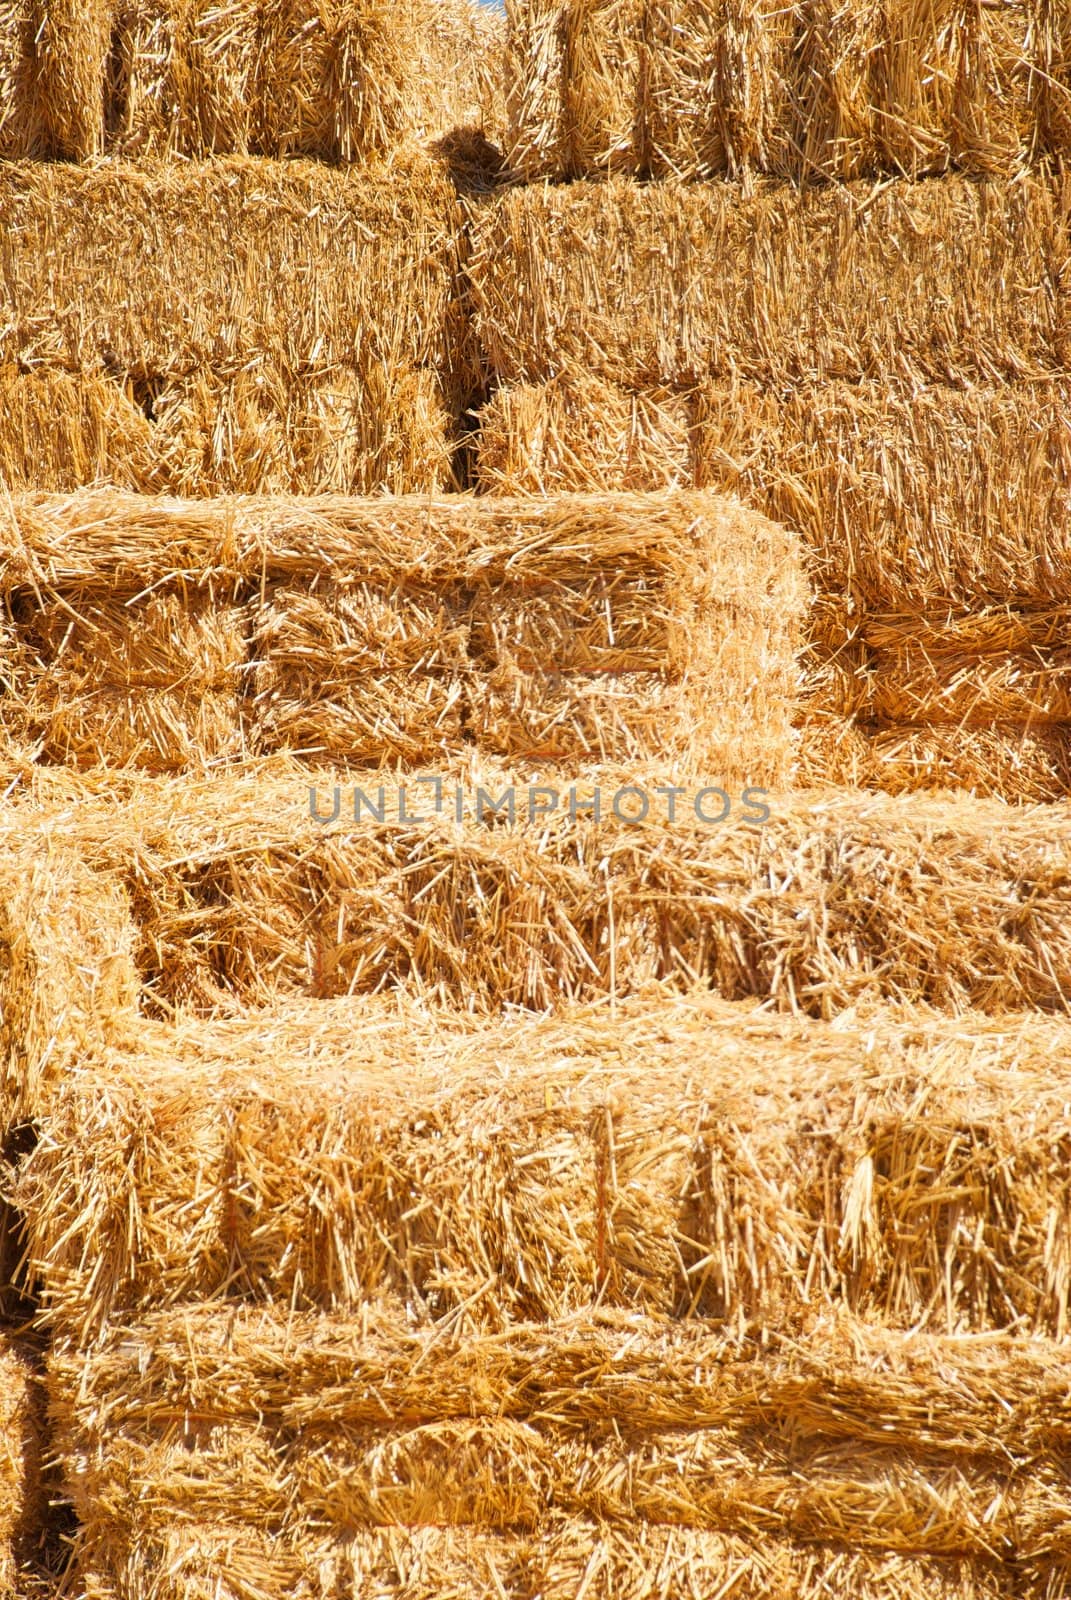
[{"left": 0, "top": 489, "right": 805, "bottom": 777}]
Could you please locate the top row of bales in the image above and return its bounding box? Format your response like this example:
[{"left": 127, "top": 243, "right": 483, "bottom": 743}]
[
  {"left": 1, "top": 0, "right": 1069, "bottom": 173},
  {"left": 0, "top": 0, "right": 503, "bottom": 161},
  {"left": 505, "top": 0, "right": 1071, "bottom": 181}
]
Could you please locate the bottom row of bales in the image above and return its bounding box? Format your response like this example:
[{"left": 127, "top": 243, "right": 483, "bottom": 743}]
[{"left": 9, "top": 990, "right": 1071, "bottom": 1600}]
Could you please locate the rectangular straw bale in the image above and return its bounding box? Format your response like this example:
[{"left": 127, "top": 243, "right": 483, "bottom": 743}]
[
  {"left": 872, "top": 0, "right": 1035, "bottom": 177},
  {"left": 414, "top": 0, "right": 508, "bottom": 146},
  {"left": 0, "top": 369, "right": 166, "bottom": 494},
  {"left": 248, "top": 489, "right": 801, "bottom": 770},
  {"left": 0, "top": 488, "right": 804, "bottom": 776},
  {"left": 0, "top": 155, "right": 473, "bottom": 409},
  {"left": 43, "top": 1411, "right": 1071, "bottom": 1563},
  {"left": 17, "top": 763, "right": 1071, "bottom": 1018},
  {"left": 564, "top": 0, "right": 646, "bottom": 174},
  {"left": 503, "top": 0, "right": 794, "bottom": 180},
  {"left": 62, "top": 1528, "right": 1033, "bottom": 1600},
  {"left": 250, "top": 0, "right": 418, "bottom": 162},
  {"left": 815, "top": 640, "right": 1071, "bottom": 726},
  {"left": 764, "top": 0, "right": 880, "bottom": 180},
  {"left": 47, "top": 1303, "right": 1071, "bottom": 1452},
  {"left": 528, "top": 1523, "right": 1039, "bottom": 1600},
  {"left": 0, "top": 366, "right": 456, "bottom": 496},
  {"left": 152, "top": 366, "right": 457, "bottom": 495},
  {"left": 799, "top": 721, "right": 1071, "bottom": 803},
  {"left": 30, "top": 0, "right": 114, "bottom": 158},
  {"left": 475, "top": 375, "right": 692, "bottom": 493},
  {"left": 14, "top": 684, "right": 246, "bottom": 774},
  {"left": 502, "top": 0, "right": 571, "bottom": 179},
  {"left": 644, "top": 0, "right": 795, "bottom": 178},
  {"left": 0, "top": 841, "right": 139, "bottom": 1128},
  {"left": 18, "top": 993, "right": 1071, "bottom": 1336},
  {"left": 104, "top": 0, "right": 189, "bottom": 159},
  {"left": 691, "top": 378, "right": 1071, "bottom": 607},
  {"left": 800, "top": 615, "right": 1071, "bottom": 721},
  {"left": 467, "top": 175, "right": 1063, "bottom": 389},
  {"left": 0, "top": 0, "right": 42, "bottom": 158},
  {"left": 2, "top": 584, "right": 249, "bottom": 773}
]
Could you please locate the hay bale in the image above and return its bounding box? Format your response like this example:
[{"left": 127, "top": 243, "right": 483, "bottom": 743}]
[
  {"left": 42, "top": 1419, "right": 1071, "bottom": 1560},
  {"left": 31, "top": 0, "right": 114, "bottom": 158},
  {"left": 46, "top": 1306, "right": 1071, "bottom": 1595},
  {"left": 105, "top": 0, "right": 330, "bottom": 161},
  {"left": 0, "top": 841, "right": 140, "bottom": 1130},
  {"left": 0, "top": 154, "right": 473, "bottom": 416},
  {"left": 0, "top": 369, "right": 165, "bottom": 494},
  {"left": 475, "top": 375, "right": 692, "bottom": 493},
  {"left": 873, "top": 0, "right": 1036, "bottom": 177},
  {"left": 502, "top": 0, "right": 571, "bottom": 179},
  {"left": 104, "top": 0, "right": 189, "bottom": 159},
  {"left": 417, "top": 0, "right": 509, "bottom": 146},
  {"left": 250, "top": 0, "right": 418, "bottom": 162},
  {"left": 0, "top": 0, "right": 42, "bottom": 158},
  {"left": 12, "top": 763, "right": 1071, "bottom": 1017},
  {"left": 644, "top": 0, "right": 795, "bottom": 178},
  {"left": 691, "top": 377, "right": 1071, "bottom": 606},
  {"left": 467, "top": 175, "right": 1063, "bottom": 389},
  {"left": 2, "top": 576, "right": 250, "bottom": 773},
  {"left": 501, "top": 0, "right": 1037, "bottom": 180},
  {"left": 48, "top": 1522, "right": 1031, "bottom": 1600},
  {"left": 0, "top": 488, "right": 805, "bottom": 776},
  {"left": 17, "top": 992, "right": 1071, "bottom": 1336},
  {"left": 154, "top": 367, "right": 457, "bottom": 496},
  {"left": 798, "top": 721, "right": 1071, "bottom": 802},
  {"left": 815, "top": 639, "right": 1071, "bottom": 726},
  {"left": 49, "top": 1304, "right": 1071, "bottom": 1450},
  {"left": 1032, "top": 0, "right": 1071, "bottom": 156},
  {"left": 0, "top": 366, "right": 457, "bottom": 497}
]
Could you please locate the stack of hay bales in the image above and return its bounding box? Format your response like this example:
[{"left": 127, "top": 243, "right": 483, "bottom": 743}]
[
  {"left": 3, "top": 5, "right": 1071, "bottom": 1598},
  {"left": 0, "top": 0, "right": 503, "bottom": 160},
  {"left": 502, "top": 0, "right": 1067, "bottom": 181},
  {"left": 0, "top": 154, "right": 476, "bottom": 497},
  {"left": 0, "top": 488, "right": 804, "bottom": 772},
  {"left": 467, "top": 107, "right": 1071, "bottom": 799},
  {"left": 4, "top": 986, "right": 1071, "bottom": 1596}
]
